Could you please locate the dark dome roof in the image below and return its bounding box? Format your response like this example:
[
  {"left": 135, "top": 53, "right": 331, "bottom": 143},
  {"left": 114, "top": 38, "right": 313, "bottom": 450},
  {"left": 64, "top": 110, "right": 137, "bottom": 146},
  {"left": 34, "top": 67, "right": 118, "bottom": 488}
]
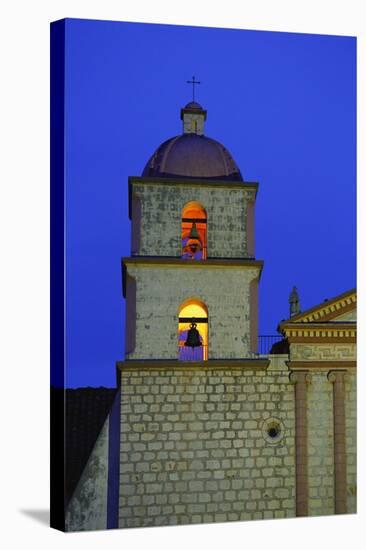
[
  {"left": 184, "top": 101, "right": 203, "bottom": 110},
  {"left": 142, "top": 133, "right": 243, "bottom": 181}
]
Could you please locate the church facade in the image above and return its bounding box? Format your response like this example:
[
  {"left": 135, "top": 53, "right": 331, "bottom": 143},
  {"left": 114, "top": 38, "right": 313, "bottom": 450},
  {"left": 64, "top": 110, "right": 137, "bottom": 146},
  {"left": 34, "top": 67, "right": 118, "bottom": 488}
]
[{"left": 65, "top": 100, "right": 357, "bottom": 531}]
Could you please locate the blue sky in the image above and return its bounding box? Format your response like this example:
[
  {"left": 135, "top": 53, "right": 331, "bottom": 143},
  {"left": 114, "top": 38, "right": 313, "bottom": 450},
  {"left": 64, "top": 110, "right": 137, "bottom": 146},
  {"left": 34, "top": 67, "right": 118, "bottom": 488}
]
[{"left": 62, "top": 18, "right": 356, "bottom": 387}]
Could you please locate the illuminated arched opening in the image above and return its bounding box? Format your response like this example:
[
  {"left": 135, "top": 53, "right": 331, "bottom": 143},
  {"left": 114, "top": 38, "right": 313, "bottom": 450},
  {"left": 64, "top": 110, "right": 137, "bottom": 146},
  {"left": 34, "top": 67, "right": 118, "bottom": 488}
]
[
  {"left": 181, "top": 202, "right": 207, "bottom": 260},
  {"left": 178, "top": 299, "right": 208, "bottom": 361}
]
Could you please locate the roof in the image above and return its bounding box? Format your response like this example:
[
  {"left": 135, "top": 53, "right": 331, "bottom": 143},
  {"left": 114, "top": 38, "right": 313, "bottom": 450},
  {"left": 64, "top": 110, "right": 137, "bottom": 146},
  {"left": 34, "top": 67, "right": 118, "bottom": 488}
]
[
  {"left": 142, "top": 133, "right": 243, "bottom": 181},
  {"left": 278, "top": 288, "right": 356, "bottom": 332},
  {"left": 183, "top": 101, "right": 203, "bottom": 110},
  {"left": 65, "top": 387, "right": 117, "bottom": 504}
]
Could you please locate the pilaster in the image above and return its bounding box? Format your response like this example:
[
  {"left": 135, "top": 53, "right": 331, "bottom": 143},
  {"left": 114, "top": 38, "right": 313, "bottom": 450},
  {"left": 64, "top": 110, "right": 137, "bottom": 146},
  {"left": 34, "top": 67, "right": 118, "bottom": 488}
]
[
  {"left": 289, "top": 370, "right": 312, "bottom": 516},
  {"left": 328, "top": 370, "right": 348, "bottom": 514}
]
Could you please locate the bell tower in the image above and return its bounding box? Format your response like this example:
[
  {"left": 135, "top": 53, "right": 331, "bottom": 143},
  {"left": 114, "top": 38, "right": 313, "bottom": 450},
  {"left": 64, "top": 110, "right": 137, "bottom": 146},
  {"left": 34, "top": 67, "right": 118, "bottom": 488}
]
[{"left": 122, "top": 100, "right": 263, "bottom": 361}]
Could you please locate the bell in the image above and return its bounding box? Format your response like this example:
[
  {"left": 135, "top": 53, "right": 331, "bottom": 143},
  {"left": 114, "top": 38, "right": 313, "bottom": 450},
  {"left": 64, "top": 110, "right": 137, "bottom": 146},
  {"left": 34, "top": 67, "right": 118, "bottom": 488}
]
[
  {"left": 189, "top": 222, "right": 200, "bottom": 240},
  {"left": 184, "top": 320, "right": 202, "bottom": 348},
  {"left": 185, "top": 222, "right": 202, "bottom": 255}
]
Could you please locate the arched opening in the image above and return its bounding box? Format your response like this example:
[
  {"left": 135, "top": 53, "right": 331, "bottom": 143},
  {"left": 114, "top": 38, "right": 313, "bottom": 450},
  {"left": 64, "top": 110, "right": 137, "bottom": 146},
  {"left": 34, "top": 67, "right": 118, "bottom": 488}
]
[
  {"left": 178, "top": 299, "right": 208, "bottom": 360},
  {"left": 181, "top": 202, "right": 207, "bottom": 260}
]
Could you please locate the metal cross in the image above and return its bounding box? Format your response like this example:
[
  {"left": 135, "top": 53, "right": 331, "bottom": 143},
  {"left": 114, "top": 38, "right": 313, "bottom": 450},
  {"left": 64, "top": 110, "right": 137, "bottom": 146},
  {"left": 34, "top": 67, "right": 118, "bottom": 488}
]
[{"left": 186, "top": 75, "right": 201, "bottom": 102}]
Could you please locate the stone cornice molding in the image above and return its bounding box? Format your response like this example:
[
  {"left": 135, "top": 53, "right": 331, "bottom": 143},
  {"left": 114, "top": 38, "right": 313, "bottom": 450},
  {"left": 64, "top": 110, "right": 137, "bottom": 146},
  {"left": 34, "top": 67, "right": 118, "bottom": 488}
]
[
  {"left": 116, "top": 358, "right": 270, "bottom": 375},
  {"left": 281, "top": 325, "right": 356, "bottom": 342},
  {"left": 287, "top": 361, "right": 356, "bottom": 371},
  {"left": 129, "top": 175, "right": 259, "bottom": 193},
  {"left": 122, "top": 257, "right": 264, "bottom": 269},
  {"left": 122, "top": 257, "right": 264, "bottom": 297}
]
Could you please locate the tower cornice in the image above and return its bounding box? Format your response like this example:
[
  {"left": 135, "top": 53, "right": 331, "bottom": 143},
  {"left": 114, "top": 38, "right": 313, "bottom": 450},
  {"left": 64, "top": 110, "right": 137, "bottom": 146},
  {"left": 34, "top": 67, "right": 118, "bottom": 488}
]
[
  {"left": 129, "top": 175, "right": 258, "bottom": 194},
  {"left": 129, "top": 175, "right": 258, "bottom": 189},
  {"left": 121, "top": 257, "right": 264, "bottom": 297},
  {"left": 116, "top": 358, "right": 270, "bottom": 377},
  {"left": 123, "top": 256, "right": 263, "bottom": 267}
]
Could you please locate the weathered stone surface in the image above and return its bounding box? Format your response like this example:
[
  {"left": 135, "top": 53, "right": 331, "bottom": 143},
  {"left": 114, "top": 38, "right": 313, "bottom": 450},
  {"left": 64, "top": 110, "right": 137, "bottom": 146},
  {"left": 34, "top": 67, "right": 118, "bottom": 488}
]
[
  {"left": 117, "top": 355, "right": 357, "bottom": 527},
  {"left": 131, "top": 182, "right": 255, "bottom": 258},
  {"left": 125, "top": 264, "right": 260, "bottom": 359},
  {"left": 119, "top": 360, "right": 297, "bottom": 528},
  {"left": 290, "top": 343, "right": 356, "bottom": 361}
]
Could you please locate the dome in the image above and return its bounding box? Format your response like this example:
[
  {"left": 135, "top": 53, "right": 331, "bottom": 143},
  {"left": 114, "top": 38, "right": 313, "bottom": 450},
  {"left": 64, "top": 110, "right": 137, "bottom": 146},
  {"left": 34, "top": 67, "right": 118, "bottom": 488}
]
[
  {"left": 183, "top": 101, "right": 203, "bottom": 110},
  {"left": 142, "top": 133, "right": 243, "bottom": 181}
]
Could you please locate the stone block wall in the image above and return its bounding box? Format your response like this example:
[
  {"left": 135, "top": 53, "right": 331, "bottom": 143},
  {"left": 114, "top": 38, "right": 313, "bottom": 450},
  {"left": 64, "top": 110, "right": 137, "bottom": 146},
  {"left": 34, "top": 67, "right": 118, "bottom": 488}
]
[
  {"left": 118, "top": 357, "right": 296, "bottom": 529},
  {"left": 64, "top": 358, "right": 356, "bottom": 531},
  {"left": 130, "top": 181, "right": 256, "bottom": 258},
  {"left": 124, "top": 264, "right": 260, "bottom": 360},
  {"left": 307, "top": 371, "right": 334, "bottom": 516},
  {"left": 289, "top": 339, "right": 356, "bottom": 516}
]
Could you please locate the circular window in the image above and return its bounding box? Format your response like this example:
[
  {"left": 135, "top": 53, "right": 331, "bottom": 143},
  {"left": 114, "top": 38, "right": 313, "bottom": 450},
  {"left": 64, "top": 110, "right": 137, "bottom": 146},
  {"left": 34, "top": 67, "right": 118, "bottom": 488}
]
[
  {"left": 262, "top": 418, "right": 284, "bottom": 444},
  {"left": 268, "top": 425, "right": 280, "bottom": 439}
]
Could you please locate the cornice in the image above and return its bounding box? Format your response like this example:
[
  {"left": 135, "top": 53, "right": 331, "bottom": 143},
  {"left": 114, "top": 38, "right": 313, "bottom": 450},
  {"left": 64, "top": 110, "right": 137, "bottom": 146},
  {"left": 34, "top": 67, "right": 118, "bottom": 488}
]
[
  {"left": 129, "top": 175, "right": 259, "bottom": 193},
  {"left": 121, "top": 257, "right": 264, "bottom": 297},
  {"left": 287, "top": 360, "right": 356, "bottom": 370},
  {"left": 116, "top": 358, "right": 270, "bottom": 375},
  {"left": 281, "top": 324, "right": 356, "bottom": 342},
  {"left": 122, "top": 256, "right": 264, "bottom": 269}
]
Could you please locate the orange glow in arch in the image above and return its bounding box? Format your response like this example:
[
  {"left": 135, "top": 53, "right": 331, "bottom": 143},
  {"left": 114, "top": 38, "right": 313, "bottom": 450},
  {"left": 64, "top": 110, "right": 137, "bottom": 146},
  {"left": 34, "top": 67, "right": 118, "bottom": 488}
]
[
  {"left": 178, "top": 299, "right": 208, "bottom": 360},
  {"left": 181, "top": 202, "right": 207, "bottom": 260}
]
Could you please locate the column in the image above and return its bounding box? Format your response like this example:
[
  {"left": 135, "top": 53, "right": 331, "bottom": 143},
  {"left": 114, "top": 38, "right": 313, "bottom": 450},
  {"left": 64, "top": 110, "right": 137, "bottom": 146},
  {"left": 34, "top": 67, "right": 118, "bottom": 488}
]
[
  {"left": 290, "top": 371, "right": 311, "bottom": 516},
  {"left": 328, "top": 370, "right": 348, "bottom": 514}
]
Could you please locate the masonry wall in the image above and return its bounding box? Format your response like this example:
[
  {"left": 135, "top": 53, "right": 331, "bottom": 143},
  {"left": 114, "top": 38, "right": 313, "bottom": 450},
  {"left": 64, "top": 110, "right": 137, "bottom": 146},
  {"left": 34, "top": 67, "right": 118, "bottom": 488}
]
[
  {"left": 64, "top": 356, "right": 356, "bottom": 531},
  {"left": 118, "top": 356, "right": 296, "bottom": 529},
  {"left": 290, "top": 341, "right": 357, "bottom": 516},
  {"left": 307, "top": 371, "right": 334, "bottom": 516},
  {"left": 125, "top": 264, "right": 260, "bottom": 360},
  {"left": 130, "top": 182, "right": 256, "bottom": 258}
]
